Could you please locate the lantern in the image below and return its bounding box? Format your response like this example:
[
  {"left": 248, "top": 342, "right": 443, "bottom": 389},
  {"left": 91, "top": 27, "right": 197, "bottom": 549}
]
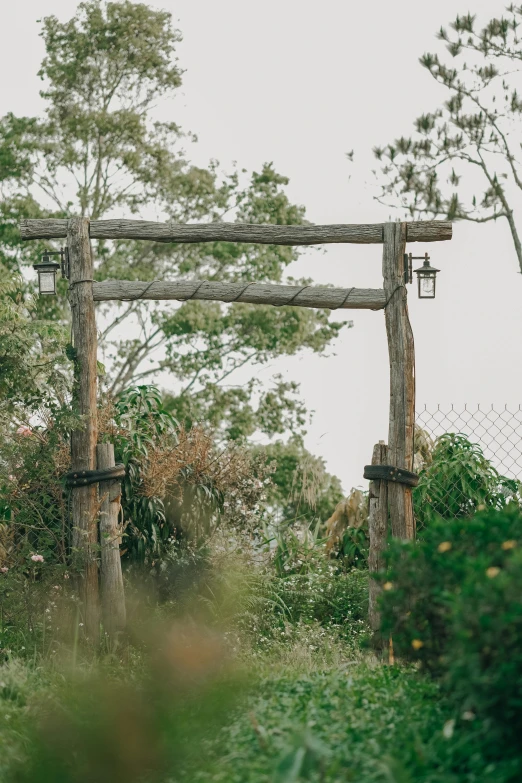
[
  {"left": 413, "top": 254, "right": 440, "bottom": 299},
  {"left": 33, "top": 248, "right": 68, "bottom": 296}
]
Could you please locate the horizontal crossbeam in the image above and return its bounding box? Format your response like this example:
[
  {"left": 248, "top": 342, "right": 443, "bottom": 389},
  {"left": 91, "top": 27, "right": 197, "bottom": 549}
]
[
  {"left": 20, "top": 219, "right": 452, "bottom": 245},
  {"left": 92, "top": 279, "right": 387, "bottom": 310}
]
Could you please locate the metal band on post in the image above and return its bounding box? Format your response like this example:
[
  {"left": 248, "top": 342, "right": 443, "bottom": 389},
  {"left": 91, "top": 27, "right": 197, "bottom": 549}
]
[
  {"left": 64, "top": 464, "right": 126, "bottom": 488},
  {"left": 363, "top": 464, "right": 419, "bottom": 487}
]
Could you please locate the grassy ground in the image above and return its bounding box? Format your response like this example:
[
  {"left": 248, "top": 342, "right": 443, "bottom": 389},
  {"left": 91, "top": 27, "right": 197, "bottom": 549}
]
[
  {"left": 0, "top": 566, "right": 513, "bottom": 782},
  {"left": 0, "top": 636, "right": 489, "bottom": 783}
]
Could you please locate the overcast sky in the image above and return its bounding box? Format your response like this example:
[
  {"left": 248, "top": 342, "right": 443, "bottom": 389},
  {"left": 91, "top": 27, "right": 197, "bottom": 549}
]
[{"left": 2, "top": 0, "right": 521, "bottom": 491}]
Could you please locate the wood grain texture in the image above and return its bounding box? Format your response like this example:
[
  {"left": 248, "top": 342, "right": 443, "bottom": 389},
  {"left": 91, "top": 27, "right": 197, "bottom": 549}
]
[
  {"left": 68, "top": 218, "right": 100, "bottom": 641},
  {"left": 368, "top": 441, "right": 388, "bottom": 634},
  {"left": 20, "top": 218, "right": 452, "bottom": 245},
  {"left": 97, "top": 444, "right": 126, "bottom": 638},
  {"left": 92, "top": 279, "right": 386, "bottom": 309},
  {"left": 383, "top": 223, "right": 416, "bottom": 541}
]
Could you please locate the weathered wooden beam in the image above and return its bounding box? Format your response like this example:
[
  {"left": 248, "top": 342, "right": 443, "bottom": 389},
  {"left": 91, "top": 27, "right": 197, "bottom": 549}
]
[
  {"left": 97, "top": 443, "right": 126, "bottom": 638},
  {"left": 368, "top": 441, "right": 388, "bottom": 634},
  {"left": 20, "top": 218, "right": 452, "bottom": 245},
  {"left": 383, "top": 222, "right": 416, "bottom": 541},
  {"left": 68, "top": 217, "right": 100, "bottom": 641},
  {"left": 92, "top": 279, "right": 386, "bottom": 309}
]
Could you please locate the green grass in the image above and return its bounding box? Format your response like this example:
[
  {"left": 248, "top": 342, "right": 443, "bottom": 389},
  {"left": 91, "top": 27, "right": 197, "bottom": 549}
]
[
  {"left": 0, "top": 645, "right": 518, "bottom": 782},
  {"left": 199, "top": 662, "right": 450, "bottom": 782}
]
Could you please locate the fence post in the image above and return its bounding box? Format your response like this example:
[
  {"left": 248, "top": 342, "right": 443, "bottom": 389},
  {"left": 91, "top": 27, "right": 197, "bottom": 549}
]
[
  {"left": 382, "top": 222, "right": 416, "bottom": 540},
  {"left": 368, "top": 441, "right": 388, "bottom": 632},
  {"left": 97, "top": 443, "right": 126, "bottom": 637},
  {"left": 68, "top": 217, "right": 100, "bottom": 641}
]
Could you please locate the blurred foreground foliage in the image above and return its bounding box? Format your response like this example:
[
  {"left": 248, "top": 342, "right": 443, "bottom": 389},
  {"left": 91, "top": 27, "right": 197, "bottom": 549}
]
[{"left": 379, "top": 503, "right": 522, "bottom": 773}]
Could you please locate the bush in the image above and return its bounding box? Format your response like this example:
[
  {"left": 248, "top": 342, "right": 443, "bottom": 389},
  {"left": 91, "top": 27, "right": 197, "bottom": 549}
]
[
  {"left": 414, "top": 433, "right": 519, "bottom": 529},
  {"left": 448, "top": 547, "right": 522, "bottom": 751},
  {"left": 378, "top": 504, "right": 522, "bottom": 673},
  {"left": 239, "top": 563, "right": 369, "bottom": 654}
]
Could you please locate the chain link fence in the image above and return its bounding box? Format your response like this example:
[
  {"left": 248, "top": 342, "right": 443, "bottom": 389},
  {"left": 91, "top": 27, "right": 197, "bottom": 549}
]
[{"left": 414, "top": 405, "right": 522, "bottom": 529}]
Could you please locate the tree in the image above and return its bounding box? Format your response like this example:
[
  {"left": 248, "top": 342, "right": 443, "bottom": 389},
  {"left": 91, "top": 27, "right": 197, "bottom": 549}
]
[
  {"left": 0, "top": 263, "right": 69, "bottom": 428},
  {"left": 373, "top": 6, "right": 522, "bottom": 274},
  {"left": 256, "top": 440, "right": 345, "bottom": 526},
  {"left": 0, "top": 0, "right": 347, "bottom": 439}
]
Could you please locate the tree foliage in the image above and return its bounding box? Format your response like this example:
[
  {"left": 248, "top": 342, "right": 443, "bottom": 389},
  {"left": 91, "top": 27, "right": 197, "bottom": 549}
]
[
  {"left": 373, "top": 6, "right": 522, "bottom": 273},
  {"left": 0, "top": 0, "right": 348, "bottom": 439},
  {"left": 0, "top": 264, "right": 69, "bottom": 427}
]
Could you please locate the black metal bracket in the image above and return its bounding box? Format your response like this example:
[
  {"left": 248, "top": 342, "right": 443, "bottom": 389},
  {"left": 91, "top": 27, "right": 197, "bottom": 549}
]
[
  {"left": 64, "top": 463, "right": 126, "bottom": 488},
  {"left": 403, "top": 253, "right": 413, "bottom": 285},
  {"left": 363, "top": 464, "right": 419, "bottom": 487}
]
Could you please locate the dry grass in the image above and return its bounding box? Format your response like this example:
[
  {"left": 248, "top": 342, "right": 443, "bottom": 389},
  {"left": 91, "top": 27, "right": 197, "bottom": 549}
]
[{"left": 140, "top": 424, "right": 267, "bottom": 503}]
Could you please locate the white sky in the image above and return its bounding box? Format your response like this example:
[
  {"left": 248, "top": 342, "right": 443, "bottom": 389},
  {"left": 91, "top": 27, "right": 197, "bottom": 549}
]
[{"left": 2, "top": 0, "right": 521, "bottom": 492}]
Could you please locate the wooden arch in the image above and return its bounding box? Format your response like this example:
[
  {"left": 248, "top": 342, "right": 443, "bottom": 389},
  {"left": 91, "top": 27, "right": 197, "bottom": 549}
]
[{"left": 20, "top": 217, "right": 452, "bottom": 637}]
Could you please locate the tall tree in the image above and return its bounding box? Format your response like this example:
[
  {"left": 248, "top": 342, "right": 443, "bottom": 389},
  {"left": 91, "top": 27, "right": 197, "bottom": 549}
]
[
  {"left": 0, "top": 0, "right": 347, "bottom": 438},
  {"left": 373, "top": 6, "right": 522, "bottom": 274}
]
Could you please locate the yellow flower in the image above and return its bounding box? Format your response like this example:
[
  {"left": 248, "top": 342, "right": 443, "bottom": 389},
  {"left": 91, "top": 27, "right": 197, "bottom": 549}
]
[
  {"left": 411, "top": 639, "right": 424, "bottom": 650},
  {"left": 486, "top": 567, "right": 500, "bottom": 578},
  {"left": 438, "top": 541, "right": 452, "bottom": 553},
  {"left": 383, "top": 581, "right": 394, "bottom": 591},
  {"left": 502, "top": 540, "right": 517, "bottom": 550}
]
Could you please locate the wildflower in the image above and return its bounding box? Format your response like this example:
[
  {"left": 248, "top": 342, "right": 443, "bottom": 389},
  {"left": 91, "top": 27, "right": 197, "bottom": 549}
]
[
  {"left": 477, "top": 504, "right": 486, "bottom": 512},
  {"left": 30, "top": 554, "right": 44, "bottom": 563},
  {"left": 502, "top": 540, "right": 517, "bottom": 550},
  {"left": 443, "top": 719, "right": 455, "bottom": 739},
  {"left": 411, "top": 639, "right": 424, "bottom": 650},
  {"left": 79, "top": 623, "right": 84, "bottom": 627},
  {"left": 16, "top": 425, "right": 32, "bottom": 437},
  {"left": 0, "top": 568, "right": 8, "bottom": 574},
  {"left": 462, "top": 711, "right": 475, "bottom": 721},
  {"left": 486, "top": 567, "right": 500, "bottom": 578},
  {"left": 437, "top": 541, "right": 452, "bottom": 553},
  {"left": 383, "top": 581, "right": 393, "bottom": 591}
]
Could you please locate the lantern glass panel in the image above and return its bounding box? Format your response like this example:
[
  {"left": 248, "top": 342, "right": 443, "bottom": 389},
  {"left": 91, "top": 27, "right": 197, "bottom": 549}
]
[
  {"left": 419, "top": 274, "right": 435, "bottom": 298},
  {"left": 39, "top": 270, "right": 57, "bottom": 294}
]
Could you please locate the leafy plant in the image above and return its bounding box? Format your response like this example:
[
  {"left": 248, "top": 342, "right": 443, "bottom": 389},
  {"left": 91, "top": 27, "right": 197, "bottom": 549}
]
[
  {"left": 414, "top": 433, "right": 519, "bottom": 529},
  {"left": 448, "top": 547, "right": 522, "bottom": 755},
  {"left": 113, "top": 385, "right": 271, "bottom": 563},
  {"left": 378, "top": 504, "right": 522, "bottom": 674}
]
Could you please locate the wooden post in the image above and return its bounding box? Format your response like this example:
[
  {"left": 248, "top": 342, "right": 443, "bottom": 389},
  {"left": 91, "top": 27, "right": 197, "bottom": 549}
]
[
  {"left": 382, "top": 222, "right": 416, "bottom": 540},
  {"left": 368, "top": 441, "right": 388, "bottom": 632},
  {"left": 97, "top": 443, "right": 126, "bottom": 637},
  {"left": 68, "top": 217, "right": 100, "bottom": 640}
]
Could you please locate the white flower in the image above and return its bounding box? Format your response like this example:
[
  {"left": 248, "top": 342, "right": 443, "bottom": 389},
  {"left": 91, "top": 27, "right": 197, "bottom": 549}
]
[{"left": 443, "top": 719, "right": 456, "bottom": 739}]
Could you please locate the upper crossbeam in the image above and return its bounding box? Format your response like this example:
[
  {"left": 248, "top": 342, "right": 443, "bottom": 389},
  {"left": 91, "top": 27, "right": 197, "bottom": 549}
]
[{"left": 20, "top": 219, "right": 452, "bottom": 245}]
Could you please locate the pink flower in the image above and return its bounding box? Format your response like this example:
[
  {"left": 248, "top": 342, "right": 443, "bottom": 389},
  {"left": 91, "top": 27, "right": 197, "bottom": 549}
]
[
  {"left": 16, "top": 425, "right": 33, "bottom": 437},
  {"left": 0, "top": 567, "right": 8, "bottom": 574},
  {"left": 30, "top": 554, "right": 44, "bottom": 563}
]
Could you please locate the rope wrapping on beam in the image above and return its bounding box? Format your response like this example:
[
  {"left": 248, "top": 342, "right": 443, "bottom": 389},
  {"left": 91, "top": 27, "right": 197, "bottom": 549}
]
[{"left": 102, "top": 280, "right": 363, "bottom": 309}]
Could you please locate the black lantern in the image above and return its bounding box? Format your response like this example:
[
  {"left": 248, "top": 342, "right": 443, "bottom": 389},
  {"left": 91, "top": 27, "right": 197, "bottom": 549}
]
[
  {"left": 413, "top": 253, "right": 440, "bottom": 299},
  {"left": 33, "top": 249, "right": 68, "bottom": 296}
]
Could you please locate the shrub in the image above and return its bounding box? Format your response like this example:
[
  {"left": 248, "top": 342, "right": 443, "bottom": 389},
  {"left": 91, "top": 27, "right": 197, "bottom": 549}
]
[
  {"left": 378, "top": 504, "right": 522, "bottom": 673},
  {"left": 241, "top": 564, "right": 369, "bottom": 652},
  {"left": 414, "top": 433, "right": 519, "bottom": 529},
  {"left": 448, "top": 547, "right": 522, "bottom": 752},
  {"left": 114, "top": 386, "right": 271, "bottom": 562}
]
